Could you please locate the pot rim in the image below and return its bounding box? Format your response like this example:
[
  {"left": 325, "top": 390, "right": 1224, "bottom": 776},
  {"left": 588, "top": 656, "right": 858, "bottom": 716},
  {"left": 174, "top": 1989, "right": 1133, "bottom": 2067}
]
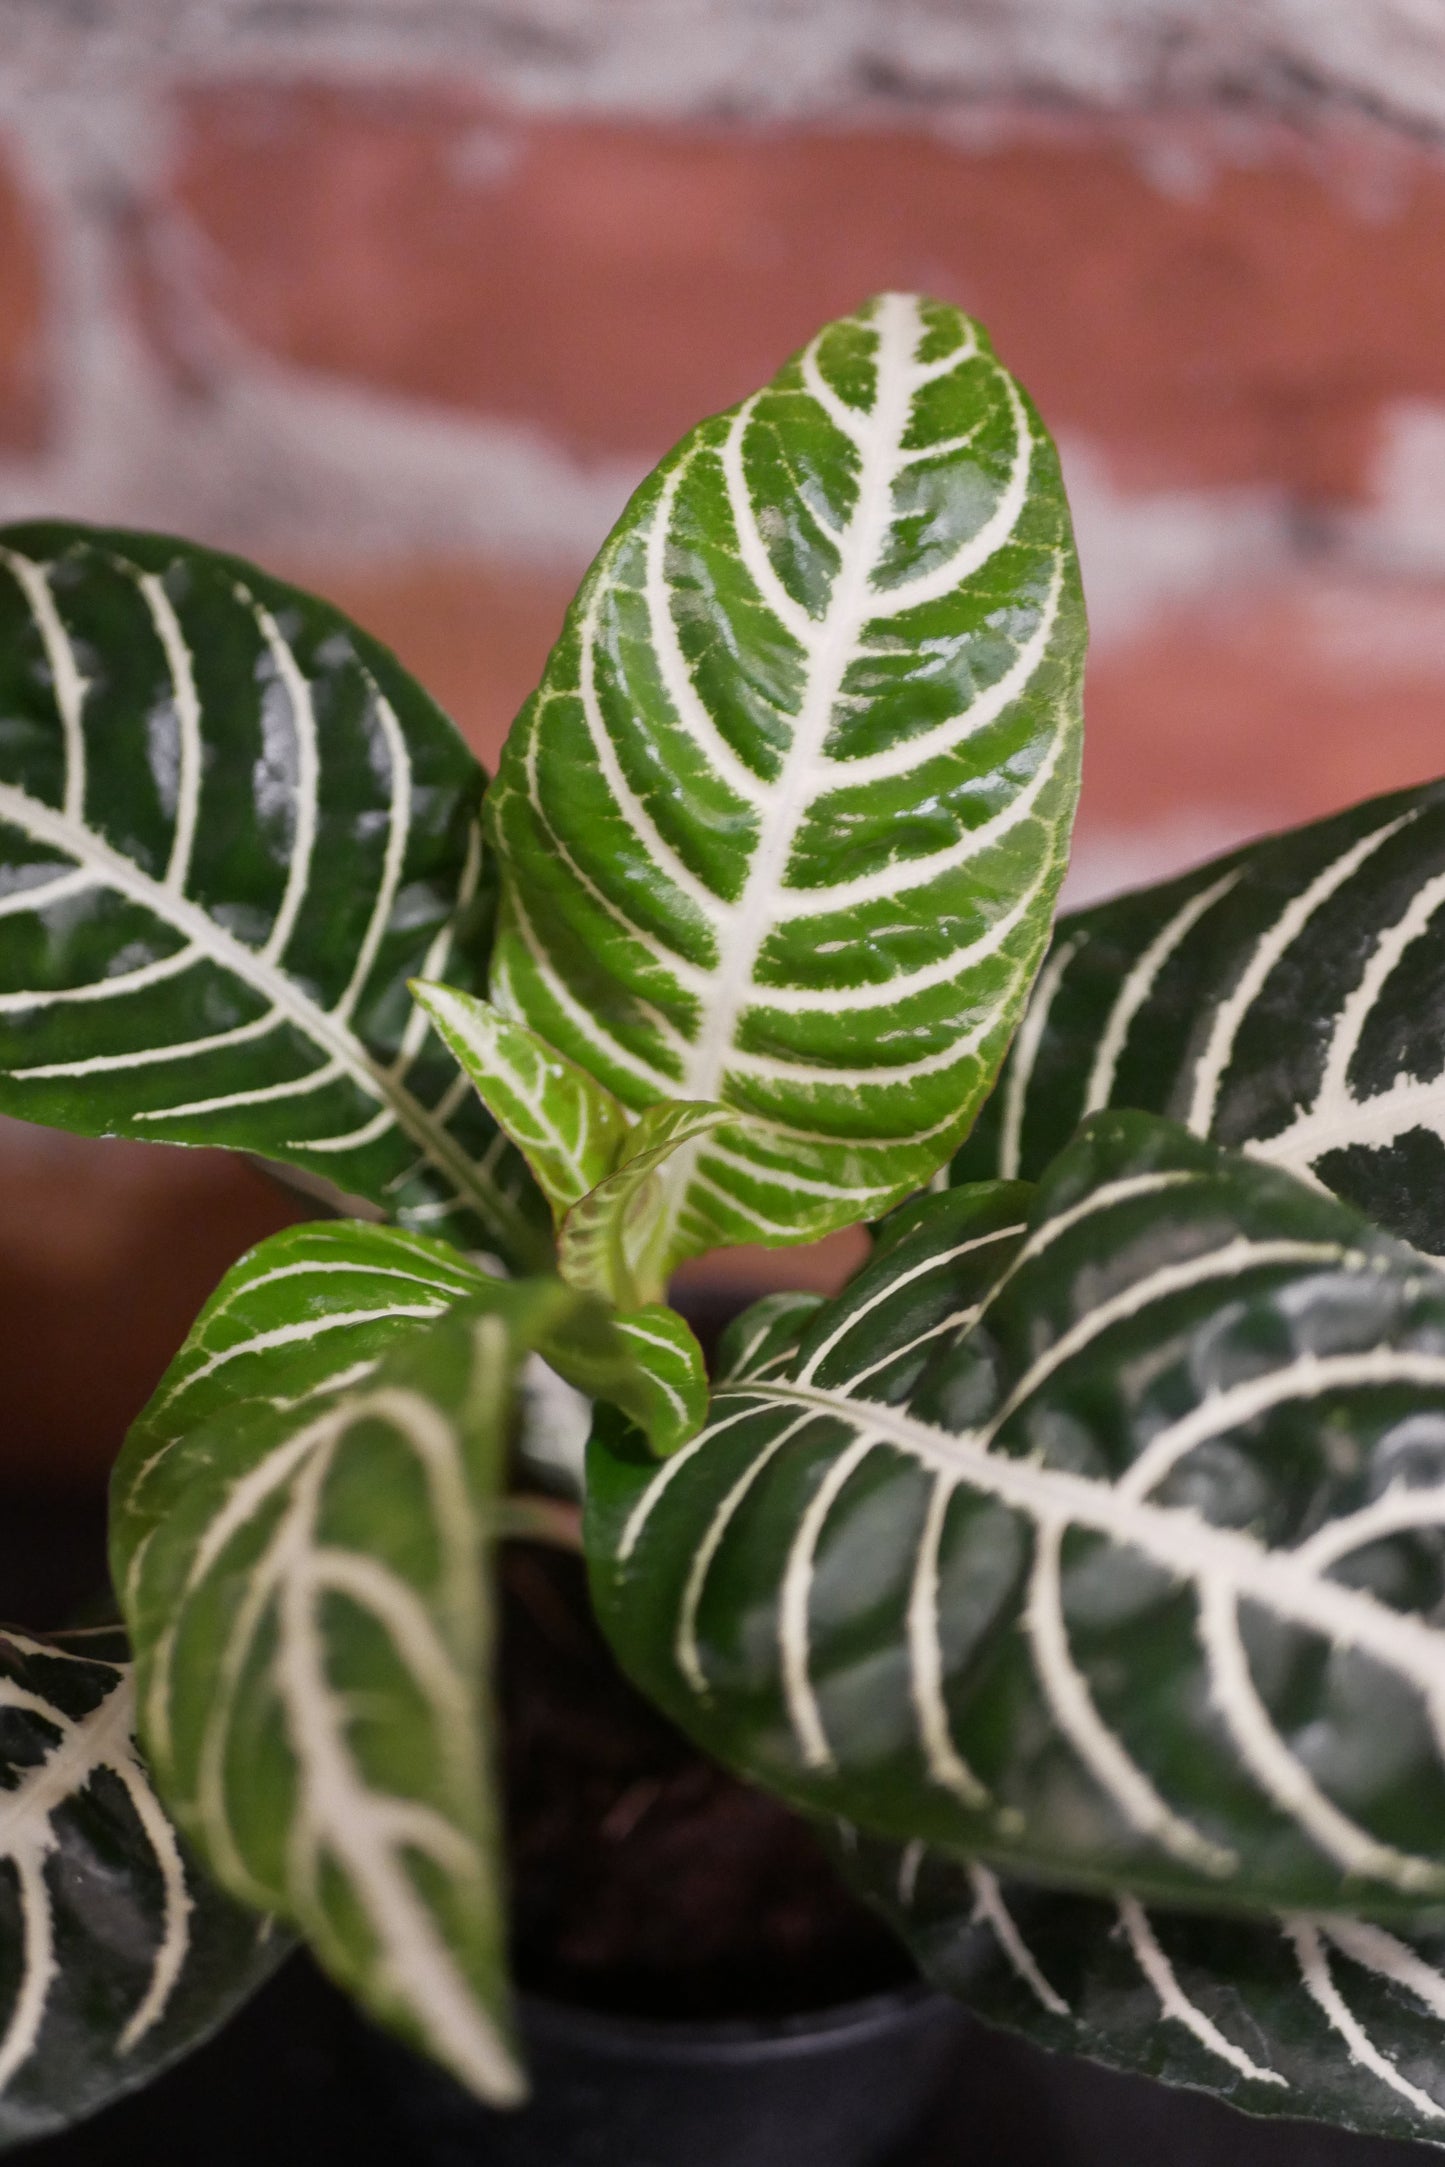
[{"left": 516, "top": 1978, "right": 960, "bottom": 2066}]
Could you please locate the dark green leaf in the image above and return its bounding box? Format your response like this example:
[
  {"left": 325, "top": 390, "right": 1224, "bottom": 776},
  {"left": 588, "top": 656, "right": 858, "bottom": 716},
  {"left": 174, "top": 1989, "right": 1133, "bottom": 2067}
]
[
  {"left": 0, "top": 1624, "right": 283, "bottom": 2150},
  {"left": 847, "top": 1830, "right": 1445, "bottom": 2149},
  {"left": 0, "top": 522, "right": 548, "bottom": 1267},
  {"left": 589, "top": 1110, "right": 1445, "bottom": 1917},
  {"left": 954, "top": 778, "right": 1445, "bottom": 1257}
]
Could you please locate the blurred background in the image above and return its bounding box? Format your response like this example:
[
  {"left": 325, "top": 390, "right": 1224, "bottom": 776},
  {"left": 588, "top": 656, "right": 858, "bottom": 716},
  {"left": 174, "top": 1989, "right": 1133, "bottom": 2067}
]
[{"left": 4, "top": 0, "right": 1445, "bottom": 1510}]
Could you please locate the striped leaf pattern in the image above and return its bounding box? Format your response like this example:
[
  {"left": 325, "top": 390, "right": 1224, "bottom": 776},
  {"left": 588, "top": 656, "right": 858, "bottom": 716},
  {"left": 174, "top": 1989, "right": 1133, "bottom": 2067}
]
[
  {"left": 0, "top": 1625, "right": 281, "bottom": 2151},
  {"left": 849, "top": 1832, "right": 1445, "bottom": 2149},
  {"left": 606, "top": 1306, "right": 710, "bottom": 1460},
  {"left": 488, "top": 292, "right": 1085, "bottom": 1262},
  {"left": 955, "top": 778, "right": 1445, "bottom": 1259},
  {"left": 110, "top": 1220, "right": 703, "bottom": 2101},
  {"left": 110, "top": 1219, "right": 495, "bottom": 1576},
  {"left": 556, "top": 1101, "right": 735, "bottom": 1308},
  {"left": 108, "top": 1214, "right": 699, "bottom": 1555},
  {"left": 589, "top": 1110, "right": 1445, "bottom": 1918},
  {"left": 409, "top": 980, "right": 628, "bottom": 1222},
  {"left": 0, "top": 523, "right": 548, "bottom": 1268},
  {"left": 113, "top": 1292, "right": 533, "bottom": 2102}
]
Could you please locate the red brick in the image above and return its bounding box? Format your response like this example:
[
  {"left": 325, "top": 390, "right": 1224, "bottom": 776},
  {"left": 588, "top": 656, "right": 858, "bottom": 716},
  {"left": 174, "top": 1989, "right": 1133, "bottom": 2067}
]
[
  {"left": 1079, "top": 575, "right": 1445, "bottom": 838},
  {"left": 154, "top": 83, "right": 1445, "bottom": 501},
  {"left": 0, "top": 1133, "right": 301, "bottom": 1488},
  {"left": 0, "top": 141, "right": 48, "bottom": 452}
]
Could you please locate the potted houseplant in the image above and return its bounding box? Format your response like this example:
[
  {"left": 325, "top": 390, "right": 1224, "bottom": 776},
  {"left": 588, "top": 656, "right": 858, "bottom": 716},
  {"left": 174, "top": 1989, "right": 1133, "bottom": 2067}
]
[{"left": 3, "top": 290, "right": 1445, "bottom": 2160}]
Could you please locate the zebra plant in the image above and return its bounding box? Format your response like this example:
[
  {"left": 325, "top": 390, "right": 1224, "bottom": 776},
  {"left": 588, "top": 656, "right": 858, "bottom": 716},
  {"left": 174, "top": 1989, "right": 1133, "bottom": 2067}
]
[{"left": 3, "top": 293, "right": 1445, "bottom": 2154}]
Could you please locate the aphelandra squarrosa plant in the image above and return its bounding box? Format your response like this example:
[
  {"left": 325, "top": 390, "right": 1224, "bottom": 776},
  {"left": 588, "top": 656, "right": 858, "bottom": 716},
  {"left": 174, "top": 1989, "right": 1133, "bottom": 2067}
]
[{"left": 4, "top": 296, "right": 1445, "bottom": 2153}]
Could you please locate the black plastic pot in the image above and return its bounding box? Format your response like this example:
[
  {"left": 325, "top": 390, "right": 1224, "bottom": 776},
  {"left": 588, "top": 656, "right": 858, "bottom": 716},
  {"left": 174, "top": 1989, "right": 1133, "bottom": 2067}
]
[{"left": 375, "top": 1984, "right": 969, "bottom": 2167}]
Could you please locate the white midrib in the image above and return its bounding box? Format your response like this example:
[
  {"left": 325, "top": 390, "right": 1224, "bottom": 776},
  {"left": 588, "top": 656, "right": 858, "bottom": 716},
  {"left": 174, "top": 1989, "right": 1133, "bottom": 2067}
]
[
  {"left": 0, "top": 780, "right": 521, "bottom": 1245},
  {"left": 641, "top": 314, "right": 920, "bottom": 1252},
  {"left": 725, "top": 1378, "right": 1445, "bottom": 1698},
  {"left": 0, "top": 1671, "right": 133, "bottom": 1853},
  {"left": 679, "top": 322, "right": 917, "bottom": 1106}
]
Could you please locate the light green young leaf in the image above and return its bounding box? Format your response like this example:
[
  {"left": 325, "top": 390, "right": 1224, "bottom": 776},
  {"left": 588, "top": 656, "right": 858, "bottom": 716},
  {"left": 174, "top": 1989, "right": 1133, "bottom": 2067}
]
[
  {"left": 846, "top": 1831, "right": 1445, "bottom": 2151},
  {"left": 518, "top": 1289, "right": 708, "bottom": 1462},
  {"left": 589, "top": 1110, "right": 1445, "bottom": 1920},
  {"left": 0, "top": 522, "right": 548, "bottom": 1268},
  {"left": 113, "top": 1271, "right": 647, "bottom": 2106},
  {"left": 953, "top": 776, "right": 1445, "bottom": 1259},
  {"left": 607, "top": 1305, "right": 710, "bottom": 1459},
  {"left": 557, "top": 1100, "right": 736, "bottom": 1308},
  {"left": 409, "top": 979, "right": 628, "bottom": 1222},
  {"left": 0, "top": 1625, "right": 284, "bottom": 2152},
  {"left": 112, "top": 1215, "right": 694, "bottom": 1541},
  {"left": 109, "top": 1211, "right": 706, "bottom": 2100},
  {"left": 489, "top": 292, "right": 1085, "bottom": 1261},
  {"left": 111, "top": 1219, "right": 494, "bottom": 1509}
]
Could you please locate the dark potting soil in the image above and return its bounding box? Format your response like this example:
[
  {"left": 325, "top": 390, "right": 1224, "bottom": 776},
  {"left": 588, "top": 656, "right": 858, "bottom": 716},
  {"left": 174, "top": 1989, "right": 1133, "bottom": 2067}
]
[{"left": 498, "top": 1543, "right": 914, "bottom": 2023}]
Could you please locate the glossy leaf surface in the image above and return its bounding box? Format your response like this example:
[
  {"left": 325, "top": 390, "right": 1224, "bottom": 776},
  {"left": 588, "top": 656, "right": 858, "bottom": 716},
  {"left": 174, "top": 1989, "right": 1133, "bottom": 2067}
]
[
  {"left": 849, "top": 1831, "right": 1445, "bottom": 2149},
  {"left": 409, "top": 980, "right": 627, "bottom": 1224},
  {"left": 113, "top": 1219, "right": 492, "bottom": 1495},
  {"left": 591, "top": 1111, "right": 1445, "bottom": 1917},
  {"left": 0, "top": 523, "right": 547, "bottom": 1267},
  {"left": 489, "top": 293, "right": 1085, "bottom": 1258},
  {"left": 955, "top": 778, "right": 1445, "bottom": 1258},
  {"left": 0, "top": 1625, "right": 282, "bottom": 2151}
]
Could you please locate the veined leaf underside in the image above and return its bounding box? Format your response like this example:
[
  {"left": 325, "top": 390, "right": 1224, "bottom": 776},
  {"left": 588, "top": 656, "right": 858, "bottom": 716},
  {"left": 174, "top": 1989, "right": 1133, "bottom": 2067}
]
[
  {"left": 592, "top": 1114, "right": 1445, "bottom": 1918},
  {"left": 489, "top": 293, "right": 1086, "bottom": 1258},
  {"left": 0, "top": 525, "right": 547, "bottom": 1266}
]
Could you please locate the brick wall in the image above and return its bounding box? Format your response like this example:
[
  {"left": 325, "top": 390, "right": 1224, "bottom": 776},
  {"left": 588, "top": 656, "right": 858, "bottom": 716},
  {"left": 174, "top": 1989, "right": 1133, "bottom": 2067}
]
[{"left": 5, "top": 9, "right": 1445, "bottom": 1478}]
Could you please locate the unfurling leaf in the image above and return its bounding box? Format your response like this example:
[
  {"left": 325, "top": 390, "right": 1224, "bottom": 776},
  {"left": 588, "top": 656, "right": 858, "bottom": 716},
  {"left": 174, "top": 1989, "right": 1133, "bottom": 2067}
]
[
  {"left": 409, "top": 979, "right": 628, "bottom": 1222},
  {"left": 590, "top": 1110, "right": 1445, "bottom": 1918},
  {"left": 845, "top": 1830, "right": 1445, "bottom": 2150},
  {"left": 488, "top": 293, "right": 1086, "bottom": 1260},
  {"left": 0, "top": 1625, "right": 283, "bottom": 2151},
  {"left": 0, "top": 524, "right": 548, "bottom": 1267},
  {"left": 558, "top": 1100, "right": 736, "bottom": 1308},
  {"left": 955, "top": 777, "right": 1445, "bottom": 1259}
]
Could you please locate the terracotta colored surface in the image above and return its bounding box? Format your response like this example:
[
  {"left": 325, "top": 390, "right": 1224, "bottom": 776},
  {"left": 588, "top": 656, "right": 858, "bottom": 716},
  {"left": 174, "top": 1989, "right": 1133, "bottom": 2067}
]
[
  {"left": 1080, "top": 575, "right": 1445, "bottom": 836},
  {"left": 158, "top": 83, "right": 1445, "bottom": 499},
  {"left": 0, "top": 1126, "right": 303, "bottom": 1490},
  {"left": 671, "top": 1227, "right": 869, "bottom": 1300},
  {"left": 0, "top": 144, "right": 47, "bottom": 452}
]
